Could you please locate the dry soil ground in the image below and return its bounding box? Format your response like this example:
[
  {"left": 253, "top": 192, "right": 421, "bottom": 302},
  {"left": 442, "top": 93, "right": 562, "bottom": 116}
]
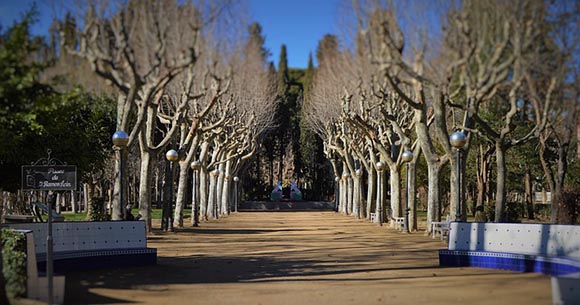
[{"left": 65, "top": 212, "right": 552, "bottom": 305}]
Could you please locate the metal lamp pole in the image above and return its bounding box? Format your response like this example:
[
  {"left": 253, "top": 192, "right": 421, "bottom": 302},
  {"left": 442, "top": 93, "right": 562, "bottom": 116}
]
[
  {"left": 164, "top": 149, "right": 179, "bottom": 231},
  {"left": 46, "top": 191, "right": 56, "bottom": 305},
  {"left": 450, "top": 131, "right": 467, "bottom": 222},
  {"left": 190, "top": 160, "right": 201, "bottom": 226},
  {"left": 402, "top": 151, "right": 413, "bottom": 233},
  {"left": 375, "top": 162, "right": 385, "bottom": 226},
  {"left": 233, "top": 176, "right": 239, "bottom": 212},
  {"left": 112, "top": 131, "right": 129, "bottom": 220}
]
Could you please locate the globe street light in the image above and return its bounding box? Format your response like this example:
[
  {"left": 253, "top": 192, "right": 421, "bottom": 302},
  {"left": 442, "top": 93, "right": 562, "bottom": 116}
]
[
  {"left": 402, "top": 150, "right": 413, "bottom": 233},
  {"left": 112, "top": 130, "right": 129, "bottom": 221},
  {"left": 233, "top": 176, "right": 240, "bottom": 213},
  {"left": 163, "top": 149, "right": 179, "bottom": 231},
  {"left": 376, "top": 161, "right": 385, "bottom": 226},
  {"left": 450, "top": 131, "right": 467, "bottom": 222},
  {"left": 190, "top": 160, "right": 201, "bottom": 227}
]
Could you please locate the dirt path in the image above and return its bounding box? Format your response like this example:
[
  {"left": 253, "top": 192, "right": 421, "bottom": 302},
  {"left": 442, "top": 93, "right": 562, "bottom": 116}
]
[{"left": 65, "top": 212, "right": 551, "bottom": 305}]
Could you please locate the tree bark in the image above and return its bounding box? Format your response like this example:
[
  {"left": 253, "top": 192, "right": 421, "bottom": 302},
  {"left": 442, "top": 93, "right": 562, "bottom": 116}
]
[
  {"left": 208, "top": 170, "right": 218, "bottom": 219},
  {"left": 347, "top": 176, "right": 354, "bottom": 215},
  {"left": 389, "top": 165, "right": 401, "bottom": 223},
  {"left": 216, "top": 163, "right": 225, "bottom": 215},
  {"left": 353, "top": 175, "right": 361, "bottom": 219},
  {"left": 524, "top": 166, "right": 534, "bottom": 220},
  {"left": 495, "top": 142, "right": 507, "bottom": 223},
  {"left": 173, "top": 160, "right": 190, "bottom": 227},
  {"left": 366, "top": 170, "right": 376, "bottom": 220},
  {"left": 408, "top": 161, "right": 417, "bottom": 231},
  {"left": 220, "top": 161, "right": 232, "bottom": 215},
  {"left": 138, "top": 150, "right": 154, "bottom": 232},
  {"left": 199, "top": 168, "right": 208, "bottom": 220}
]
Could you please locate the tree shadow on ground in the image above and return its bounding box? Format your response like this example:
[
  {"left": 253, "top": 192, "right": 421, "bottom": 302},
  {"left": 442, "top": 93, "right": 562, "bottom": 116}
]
[{"left": 64, "top": 253, "right": 503, "bottom": 304}]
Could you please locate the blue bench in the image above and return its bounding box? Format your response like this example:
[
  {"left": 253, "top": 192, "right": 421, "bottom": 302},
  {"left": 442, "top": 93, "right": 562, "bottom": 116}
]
[
  {"left": 439, "top": 222, "right": 580, "bottom": 276},
  {"left": 439, "top": 222, "right": 580, "bottom": 304},
  {"left": 4, "top": 221, "right": 156, "bottom": 273}
]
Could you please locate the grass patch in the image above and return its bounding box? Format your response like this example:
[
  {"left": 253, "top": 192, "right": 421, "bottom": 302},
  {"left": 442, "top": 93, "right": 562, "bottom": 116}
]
[{"left": 62, "top": 207, "right": 192, "bottom": 221}]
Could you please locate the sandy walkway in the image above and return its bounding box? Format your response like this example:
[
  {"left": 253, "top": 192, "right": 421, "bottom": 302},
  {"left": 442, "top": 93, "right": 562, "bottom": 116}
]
[{"left": 65, "top": 212, "right": 551, "bottom": 305}]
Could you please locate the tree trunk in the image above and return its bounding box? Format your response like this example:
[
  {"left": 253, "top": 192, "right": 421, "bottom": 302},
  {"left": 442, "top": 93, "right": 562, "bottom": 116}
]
[
  {"left": 475, "top": 145, "right": 490, "bottom": 222},
  {"left": 85, "top": 182, "right": 97, "bottom": 221},
  {"left": 347, "top": 176, "right": 354, "bottom": 215},
  {"left": 199, "top": 168, "right": 208, "bottom": 220},
  {"left": 353, "top": 175, "right": 361, "bottom": 219},
  {"left": 220, "top": 161, "right": 232, "bottom": 215},
  {"left": 173, "top": 160, "right": 190, "bottom": 227},
  {"left": 216, "top": 163, "right": 225, "bottom": 215},
  {"left": 375, "top": 169, "right": 382, "bottom": 224},
  {"left": 389, "top": 165, "right": 401, "bottom": 226},
  {"left": 554, "top": 145, "right": 569, "bottom": 224},
  {"left": 449, "top": 150, "right": 460, "bottom": 221},
  {"left": 112, "top": 148, "right": 123, "bottom": 220},
  {"left": 408, "top": 161, "right": 417, "bottom": 231},
  {"left": 426, "top": 163, "right": 442, "bottom": 231},
  {"left": 138, "top": 150, "right": 154, "bottom": 232},
  {"left": 366, "top": 170, "right": 376, "bottom": 220},
  {"left": 414, "top": 108, "right": 442, "bottom": 232},
  {"left": 524, "top": 166, "right": 534, "bottom": 220},
  {"left": 207, "top": 170, "right": 219, "bottom": 219},
  {"left": 340, "top": 176, "right": 347, "bottom": 214},
  {"left": 495, "top": 142, "right": 507, "bottom": 223}
]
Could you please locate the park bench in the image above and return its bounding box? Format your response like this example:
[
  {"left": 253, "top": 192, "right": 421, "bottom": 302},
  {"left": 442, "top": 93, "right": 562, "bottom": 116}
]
[
  {"left": 431, "top": 215, "right": 451, "bottom": 240},
  {"left": 2, "top": 214, "right": 36, "bottom": 223},
  {"left": 31, "top": 201, "right": 65, "bottom": 222},
  {"left": 388, "top": 210, "right": 404, "bottom": 231},
  {"left": 439, "top": 222, "right": 580, "bottom": 304},
  {"left": 4, "top": 221, "right": 157, "bottom": 273}
]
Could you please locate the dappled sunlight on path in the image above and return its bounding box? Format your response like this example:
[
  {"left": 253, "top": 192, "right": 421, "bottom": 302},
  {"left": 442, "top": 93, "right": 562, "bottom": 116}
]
[{"left": 65, "top": 212, "right": 551, "bottom": 305}]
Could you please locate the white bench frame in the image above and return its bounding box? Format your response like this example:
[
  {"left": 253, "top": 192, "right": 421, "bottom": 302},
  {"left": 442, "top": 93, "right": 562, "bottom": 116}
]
[{"left": 431, "top": 215, "right": 451, "bottom": 240}]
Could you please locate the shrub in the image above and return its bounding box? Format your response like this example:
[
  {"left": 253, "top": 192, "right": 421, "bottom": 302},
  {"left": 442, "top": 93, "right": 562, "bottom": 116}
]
[
  {"left": 90, "top": 197, "right": 110, "bottom": 221},
  {"left": 505, "top": 202, "right": 524, "bottom": 223},
  {"left": 1, "top": 229, "right": 27, "bottom": 298}
]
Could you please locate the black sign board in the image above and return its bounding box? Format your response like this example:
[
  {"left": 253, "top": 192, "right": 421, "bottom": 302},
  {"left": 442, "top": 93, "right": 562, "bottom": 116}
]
[{"left": 21, "top": 165, "right": 77, "bottom": 191}]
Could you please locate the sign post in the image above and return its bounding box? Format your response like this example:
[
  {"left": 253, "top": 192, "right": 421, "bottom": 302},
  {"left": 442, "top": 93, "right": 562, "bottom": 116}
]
[{"left": 21, "top": 150, "right": 76, "bottom": 305}]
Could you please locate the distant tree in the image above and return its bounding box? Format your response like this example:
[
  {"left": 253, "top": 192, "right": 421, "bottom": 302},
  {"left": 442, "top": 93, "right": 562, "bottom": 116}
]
[{"left": 316, "top": 34, "right": 339, "bottom": 67}]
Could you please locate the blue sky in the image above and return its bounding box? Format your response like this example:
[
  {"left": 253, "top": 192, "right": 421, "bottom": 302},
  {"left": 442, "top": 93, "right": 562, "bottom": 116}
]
[{"left": 0, "top": 0, "right": 342, "bottom": 68}]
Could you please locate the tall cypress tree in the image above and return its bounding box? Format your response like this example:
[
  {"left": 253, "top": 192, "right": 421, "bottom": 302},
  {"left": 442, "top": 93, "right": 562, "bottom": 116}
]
[
  {"left": 275, "top": 44, "right": 291, "bottom": 183},
  {"left": 277, "top": 44, "right": 289, "bottom": 96},
  {"left": 303, "top": 52, "right": 314, "bottom": 97}
]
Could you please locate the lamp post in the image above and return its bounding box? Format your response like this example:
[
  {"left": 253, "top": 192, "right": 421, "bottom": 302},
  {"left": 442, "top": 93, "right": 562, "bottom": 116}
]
[
  {"left": 233, "top": 176, "right": 240, "bottom": 212},
  {"left": 376, "top": 161, "right": 385, "bottom": 225},
  {"left": 402, "top": 150, "right": 413, "bottom": 233},
  {"left": 112, "top": 130, "right": 129, "bottom": 220},
  {"left": 190, "top": 160, "right": 201, "bottom": 227},
  {"left": 450, "top": 131, "right": 467, "bottom": 222},
  {"left": 164, "top": 149, "right": 179, "bottom": 231}
]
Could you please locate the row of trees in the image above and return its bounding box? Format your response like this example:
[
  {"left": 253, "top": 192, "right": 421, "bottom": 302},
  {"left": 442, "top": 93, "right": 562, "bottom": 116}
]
[
  {"left": 55, "top": 0, "right": 281, "bottom": 231},
  {"left": 305, "top": 0, "right": 580, "bottom": 230}
]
